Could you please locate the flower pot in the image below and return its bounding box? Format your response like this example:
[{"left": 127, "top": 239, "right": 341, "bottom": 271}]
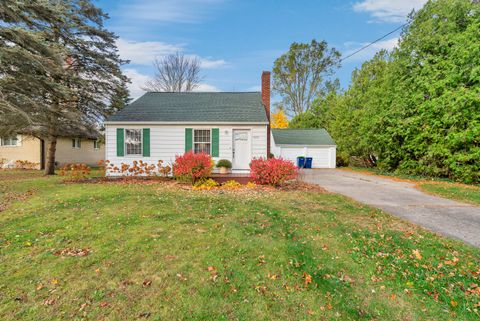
[{"left": 219, "top": 167, "right": 229, "bottom": 174}]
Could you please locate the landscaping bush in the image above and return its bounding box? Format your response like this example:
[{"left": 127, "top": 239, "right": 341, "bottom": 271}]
[
  {"left": 14, "top": 160, "right": 38, "bottom": 169},
  {"left": 222, "top": 180, "right": 242, "bottom": 189},
  {"left": 173, "top": 151, "right": 213, "bottom": 184},
  {"left": 104, "top": 159, "right": 172, "bottom": 177},
  {"left": 193, "top": 178, "right": 218, "bottom": 190},
  {"left": 216, "top": 159, "right": 232, "bottom": 169},
  {"left": 250, "top": 157, "right": 298, "bottom": 186},
  {"left": 58, "top": 163, "right": 91, "bottom": 182}
]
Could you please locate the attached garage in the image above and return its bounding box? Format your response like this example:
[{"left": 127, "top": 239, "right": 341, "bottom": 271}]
[{"left": 271, "top": 129, "right": 336, "bottom": 168}]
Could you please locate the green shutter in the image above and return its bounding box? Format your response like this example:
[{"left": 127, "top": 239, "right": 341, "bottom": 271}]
[
  {"left": 116, "top": 128, "right": 124, "bottom": 157},
  {"left": 212, "top": 128, "right": 219, "bottom": 157},
  {"left": 185, "top": 128, "right": 192, "bottom": 152},
  {"left": 142, "top": 128, "right": 150, "bottom": 157}
]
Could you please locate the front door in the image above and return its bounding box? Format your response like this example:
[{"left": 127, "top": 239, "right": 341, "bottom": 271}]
[{"left": 232, "top": 129, "right": 251, "bottom": 170}]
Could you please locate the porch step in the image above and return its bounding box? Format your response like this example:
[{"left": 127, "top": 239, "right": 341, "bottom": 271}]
[{"left": 210, "top": 173, "right": 252, "bottom": 185}]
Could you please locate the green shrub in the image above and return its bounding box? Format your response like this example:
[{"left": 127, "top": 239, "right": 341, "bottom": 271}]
[{"left": 216, "top": 159, "right": 232, "bottom": 168}]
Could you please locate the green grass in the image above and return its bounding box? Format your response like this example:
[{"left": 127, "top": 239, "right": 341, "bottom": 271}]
[
  {"left": 344, "top": 167, "right": 480, "bottom": 206},
  {"left": 1, "top": 170, "right": 480, "bottom": 320},
  {"left": 419, "top": 183, "right": 480, "bottom": 206}
]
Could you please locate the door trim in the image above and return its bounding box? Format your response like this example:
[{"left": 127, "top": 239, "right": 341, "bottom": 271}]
[{"left": 232, "top": 129, "right": 252, "bottom": 170}]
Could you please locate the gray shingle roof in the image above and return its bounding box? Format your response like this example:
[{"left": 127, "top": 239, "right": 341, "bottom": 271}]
[
  {"left": 106, "top": 92, "right": 268, "bottom": 123},
  {"left": 271, "top": 129, "right": 336, "bottom": 146}
]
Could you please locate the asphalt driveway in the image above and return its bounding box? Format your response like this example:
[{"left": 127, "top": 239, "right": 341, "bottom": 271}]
[{"left": 300, "top": 169, "right": 480, "bottom": 247}]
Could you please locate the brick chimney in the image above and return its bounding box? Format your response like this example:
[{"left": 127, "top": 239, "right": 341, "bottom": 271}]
[{"left": 261, "top": 71, "right": 271, "bottom": 157}]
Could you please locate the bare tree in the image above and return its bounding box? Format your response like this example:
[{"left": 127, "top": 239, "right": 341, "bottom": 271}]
[{"left": 143, "top": 52, "right": 202, "bottom": 92}]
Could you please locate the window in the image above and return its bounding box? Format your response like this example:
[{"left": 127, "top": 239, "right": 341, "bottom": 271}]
[
  {"left": 193, "top": 129, "right": 211, "bottom": 155},
  {"left": 93, "top": 140, "right": 100, "bottom": 150},
  {"left": 1, "top": 136, "right": 19, "bottom": 146},
  {"left": 125, "top": 129, "right": 142, "bottom": 155},
  {"left": 72, "top": 138, "right": 81, "bottom": 149}
]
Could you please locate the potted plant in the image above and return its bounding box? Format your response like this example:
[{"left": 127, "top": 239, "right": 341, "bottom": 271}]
[{"left": 216, "top": 159, "right": 232, "bottom": 174}]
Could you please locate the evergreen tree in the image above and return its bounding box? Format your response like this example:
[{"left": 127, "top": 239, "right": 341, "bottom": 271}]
[{"left": 0, "top": 0, "right": 129, "bottom": 174}]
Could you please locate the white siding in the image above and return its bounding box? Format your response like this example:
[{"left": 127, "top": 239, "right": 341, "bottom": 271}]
[{"left": 105, "top": 124, "right": 267, "bottom": 176}]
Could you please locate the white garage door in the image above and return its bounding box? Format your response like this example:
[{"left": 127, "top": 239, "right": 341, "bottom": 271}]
[
  {"left": 279, "top": 147, "right": 304, "bottom": 165},
  {"left": 278, "top": 146, "right": 335, "bottom": 168},
  {"left": 306, "top": 147, "right": 332, "bottom": 168}
]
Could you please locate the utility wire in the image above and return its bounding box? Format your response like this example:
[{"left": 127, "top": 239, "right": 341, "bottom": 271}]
[{"left": 340, "top": 21, "right": 411, "bottom": 62}]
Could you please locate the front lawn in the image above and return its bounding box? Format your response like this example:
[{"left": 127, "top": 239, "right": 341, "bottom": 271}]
[
  {"left": 344, "top": 167, "right": 480, "bottom": 206},
  {"left": 1, "top": 171, "right": 479, "bottom": 320}
]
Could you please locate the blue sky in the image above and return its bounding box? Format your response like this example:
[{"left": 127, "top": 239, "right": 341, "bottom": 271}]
[{"left": 96, "top": 0, "right": 427, "bottom": 100}]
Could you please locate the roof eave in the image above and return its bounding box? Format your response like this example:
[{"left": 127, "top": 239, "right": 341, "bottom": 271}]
[
  {"left": 104, "top": 121, "right": 269, "bottom": 125},
  {"left": 274, "top": 144, "right": 337, "bottom": 147}
]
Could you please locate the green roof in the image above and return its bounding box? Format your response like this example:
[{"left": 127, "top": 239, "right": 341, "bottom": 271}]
[
  {"left": 107, "top": 92, "right": 268, "bottom": 123},
  {"left": 271, "top": 129, "right": 336, "bottom": 146}
]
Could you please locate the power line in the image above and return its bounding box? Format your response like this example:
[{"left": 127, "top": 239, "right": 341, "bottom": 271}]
[{"left": 340, "top": 21, "right": 411, "bottom": 62}]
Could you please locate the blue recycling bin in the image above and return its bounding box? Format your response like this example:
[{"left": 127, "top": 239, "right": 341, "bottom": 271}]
[
  {"left": 305, "top": 157, "right": 313, "bottom": 169},
  {"left": 297, "top": 156, "right": 306, "bottom": 168}
]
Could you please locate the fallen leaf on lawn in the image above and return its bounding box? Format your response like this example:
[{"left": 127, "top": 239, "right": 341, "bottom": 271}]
[
  {"left": 54, "top": 248, "right": 91, "bottom": 257},
  {"left": 412, "top": 249, "right": 422, "bottom": 260},
  {"left": 450, "top": 300, "right": 458, "bottom": 307},
  {"left": 51, "top": 279, "right": 59, "bottom": 285},
  {"left": 269, "top": 273, "right": 279, "bottom": 280},
  {"left": 303, "top": 272, "right": 312, "bottom": 286},
  {"left": 139, "top": 312, "right": 151, "bottom": 318},
  {"left": 207, "top": 266, "right": 216, "bottom": 272},
  {"left": 322, "top": 244, "right": 328, "bottom": 251},
  {"left": 44, "top": 299, "right": 55, "bottom": 306},
  {"left": 326, "top": 303, "right": 333, "bottom": 310},
  {"left": 100, "top": 301, "right": 109, "bottom": 308},
  {"left": 390, "top": 294, "right": 397, "bottom": 301},
  {"left": 36, "top": 284, "right": 44, "bottom": 291},
  {"left": 95, "top": 268, "right": 101, "bottom": 273},
  {"left": 257, "top": 255, "right": 266, "bottom": 266},
  {"left": 176, "top": 273, "right": 187, "bottom": 281},
  {"left": 142, "top": 279, "right": 152, "bottom": 287},
  {"left": 371, "top": 275, "right": 381, "bottom": 283},
  {"left": 445, "top": 257, "right": 459, "bottom": 266}
]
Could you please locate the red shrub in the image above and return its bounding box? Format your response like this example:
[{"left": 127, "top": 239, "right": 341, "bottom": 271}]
[
  {"left": 250, "top": 157, "right": 298, "bottom": 186},
  {"left": 173, "top": 151, "right": 213, "bottom": 184}
]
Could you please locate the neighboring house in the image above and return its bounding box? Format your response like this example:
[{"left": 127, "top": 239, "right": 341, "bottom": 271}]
[
  {"left": 271, "top": 129, "right": 336, "bottom": 168},
  {"left": 0, "top": 134, "right": 104, "bottom": 169},
  {"left": 104, "top": 72, "right": 272, "bottom": 175}
]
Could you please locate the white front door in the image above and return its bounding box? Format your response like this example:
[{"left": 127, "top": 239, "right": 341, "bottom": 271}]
[{"left": 232, "top": 129, "right": 251, "bottom": 170}]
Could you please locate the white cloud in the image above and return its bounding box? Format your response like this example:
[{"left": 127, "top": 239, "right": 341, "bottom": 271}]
[
  {"left": 194, "top": 83, "right": 220, "bottom": 92},
  {"left": 353, "top": 0, "right": 427, "bottom": 23},
  {"left": 343, "top": 37, "right": 398, "bottom": 61},
  {"left": 117, "top": 39, "right": 228, "bottom": 69},
  {"left": 123, "top": 68, "right": 151, "bottom": 100},
  {"left": 199, "top": 58, "right": 227, "bottom": 69},
  {"left": 116, "top": 0, "right": 226, "bottom": 24},
  {"left": 117, "top": 39, "right": 183, "bottom": 65}
]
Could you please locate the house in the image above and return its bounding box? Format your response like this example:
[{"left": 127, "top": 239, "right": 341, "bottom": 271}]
[
  {"left": 0, "top": 134, "right": 104, "bottom": 169},
  {"left": 271, "top": 128, "right": 336, "bottom": 168},
  {"left": 104, "top": 72, "right": 272, "bottom": 175}
]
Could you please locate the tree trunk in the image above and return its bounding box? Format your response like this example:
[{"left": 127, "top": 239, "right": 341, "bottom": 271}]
[{"left": 45, "top": 137, "right": 57, "bottom": 175}]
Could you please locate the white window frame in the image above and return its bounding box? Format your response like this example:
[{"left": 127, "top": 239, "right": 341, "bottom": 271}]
[
  {"left": 93, "top": 140, "right": 100, "bottom": 150},
  {"left": 72, "top": 138, "right": 81, "bottom": 149},
  {"left": 1, "top": 135, "right": 20, "bottom": 147},
  {"left": 193, "top": 129, "right": 212, "bottom": 155},
  {"left": 125, "top": 129, "right": 142, "bottom": 156}
]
